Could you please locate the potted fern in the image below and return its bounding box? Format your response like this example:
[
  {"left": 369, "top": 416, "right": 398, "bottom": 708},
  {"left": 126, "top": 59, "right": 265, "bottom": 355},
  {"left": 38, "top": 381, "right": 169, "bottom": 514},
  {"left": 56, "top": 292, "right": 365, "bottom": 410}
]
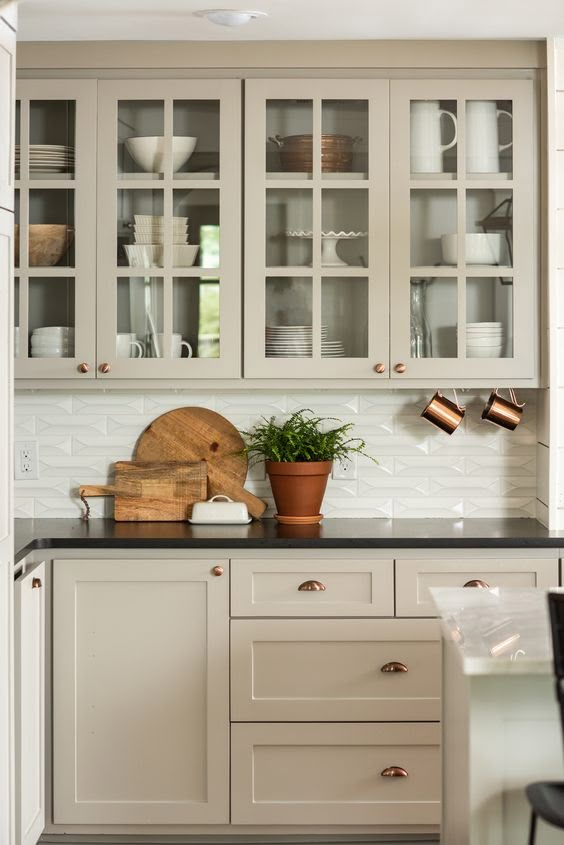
[{"left": 241, "top": 409, "right": 375, "bottom": 524}]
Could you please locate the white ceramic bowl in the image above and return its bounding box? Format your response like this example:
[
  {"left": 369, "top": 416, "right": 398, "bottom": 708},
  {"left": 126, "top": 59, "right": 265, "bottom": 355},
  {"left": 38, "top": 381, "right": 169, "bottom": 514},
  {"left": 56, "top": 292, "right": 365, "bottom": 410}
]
[
  {"left": 125, "top": 136, "right": 197, "bottom": 173},
  {"left": 173, "top": 245, "right": 199, "bottom": 266},
  {"left": 466, "top": 337, "right": 505, "bottom": 347},
  {"left": 33, "top": 326, "right": 74, "bottom": 335},
  {"left": 134, "top": 215, "right": 188, "bottom": 226},
  {"left": 441, "top": 233, "right": 503, "bottom": 265},
  {"left": 467, "top": 347, "right": 504, "bottom": 358},
  {"left": 133, "top": 233, "right": 188, "bottom": 245},
  {"left": 124, "top": 244, "right": 162, "bottom": 267},
  {"left": 467, "top": 321, "right": 503, "bottom": 328}
]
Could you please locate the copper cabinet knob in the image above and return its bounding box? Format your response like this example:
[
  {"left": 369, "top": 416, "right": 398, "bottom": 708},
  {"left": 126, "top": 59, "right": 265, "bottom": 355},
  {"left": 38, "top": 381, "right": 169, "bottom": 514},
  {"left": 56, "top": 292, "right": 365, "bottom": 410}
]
[
  {"left": 298, "top": 579, "right": 326, "bottom": 592},
  {"left": 211, "top": 566, "right": 224, "bottom": 577},
  {"left": 381, "top": 661, "right": 408, "bottom": 673},
  {"left": 463, "top": 579, "right": 490, "bottom": 589},
  {"left": 78, "top": 362, "right": 90, "bottom": 374},
  {"left": 373, "top": 363, "right": 386, "bottom": 374},
  {"left": 394, "top": 363, "right": 407, "bottom": 374},
  {"left": 32, "top": 577, "right": 42, "bottom": 589},
  {"left": 99, "top": 362, "right": 111, "bottom": 374},
  {"left": 381, "top": 766, "right": 408, "bottom": 778}
]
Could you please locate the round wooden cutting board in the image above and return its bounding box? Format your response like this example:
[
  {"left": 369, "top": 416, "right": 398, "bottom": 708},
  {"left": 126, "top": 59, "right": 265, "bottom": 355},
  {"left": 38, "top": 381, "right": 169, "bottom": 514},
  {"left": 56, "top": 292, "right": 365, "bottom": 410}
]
[{"left": 135, "top": 407, "right": 266, "bottom": 518}]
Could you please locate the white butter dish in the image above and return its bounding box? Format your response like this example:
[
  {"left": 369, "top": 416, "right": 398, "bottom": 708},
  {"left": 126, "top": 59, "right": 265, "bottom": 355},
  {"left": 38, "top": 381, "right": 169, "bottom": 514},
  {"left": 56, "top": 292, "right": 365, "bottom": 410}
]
[{"left": 189, "top": 495, "right": 251, "bottom": 524}]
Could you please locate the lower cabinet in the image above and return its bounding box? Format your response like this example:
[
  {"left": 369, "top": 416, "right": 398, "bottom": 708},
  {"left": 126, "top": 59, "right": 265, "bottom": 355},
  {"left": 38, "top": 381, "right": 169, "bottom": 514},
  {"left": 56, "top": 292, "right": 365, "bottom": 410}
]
[
  {"left": 231, "top": 722, "right": 441, "bottom": 825},
  {"left": 52, "top": 558, "right": 229, "bottom": 825}
]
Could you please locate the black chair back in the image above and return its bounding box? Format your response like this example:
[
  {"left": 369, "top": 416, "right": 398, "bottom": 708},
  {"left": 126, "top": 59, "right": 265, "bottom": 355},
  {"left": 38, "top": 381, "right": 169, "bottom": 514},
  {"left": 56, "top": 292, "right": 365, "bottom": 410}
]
[{"left": 547, "top": 591, "right": 564, "bottom": 730}]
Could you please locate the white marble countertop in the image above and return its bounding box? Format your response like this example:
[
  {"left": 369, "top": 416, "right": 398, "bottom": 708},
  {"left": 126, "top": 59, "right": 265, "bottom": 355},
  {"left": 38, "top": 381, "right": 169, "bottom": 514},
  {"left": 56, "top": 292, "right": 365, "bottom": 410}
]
[{"left": 430, "top": 586, "right": 561, "bottom": 675}]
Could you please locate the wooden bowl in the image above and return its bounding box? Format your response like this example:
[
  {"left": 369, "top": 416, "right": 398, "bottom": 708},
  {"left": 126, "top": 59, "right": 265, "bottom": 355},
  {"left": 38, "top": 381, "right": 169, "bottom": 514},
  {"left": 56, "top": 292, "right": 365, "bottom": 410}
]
[{"left": 14, "top": 224, "right": 74, "bottom": 266}]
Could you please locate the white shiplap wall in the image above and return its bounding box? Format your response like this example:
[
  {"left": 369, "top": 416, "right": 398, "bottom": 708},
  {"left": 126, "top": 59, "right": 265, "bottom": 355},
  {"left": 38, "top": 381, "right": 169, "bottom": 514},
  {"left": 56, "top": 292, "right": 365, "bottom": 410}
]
[{"left": 14, "top": 388, "right": 537, "bottom": 519}]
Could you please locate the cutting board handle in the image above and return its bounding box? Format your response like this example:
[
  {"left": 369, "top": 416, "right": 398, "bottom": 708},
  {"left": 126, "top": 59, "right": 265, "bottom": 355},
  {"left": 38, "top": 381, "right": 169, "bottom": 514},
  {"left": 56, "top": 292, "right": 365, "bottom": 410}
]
[{"left": 79, "top": 485, "right": 116, "bottom": 497}]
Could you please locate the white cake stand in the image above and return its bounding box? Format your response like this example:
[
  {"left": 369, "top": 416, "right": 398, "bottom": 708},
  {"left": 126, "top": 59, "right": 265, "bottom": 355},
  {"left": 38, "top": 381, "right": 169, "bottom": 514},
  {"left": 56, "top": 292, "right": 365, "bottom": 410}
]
[{"left": 286, "top": 230, "right": 367, "bottom": 267}]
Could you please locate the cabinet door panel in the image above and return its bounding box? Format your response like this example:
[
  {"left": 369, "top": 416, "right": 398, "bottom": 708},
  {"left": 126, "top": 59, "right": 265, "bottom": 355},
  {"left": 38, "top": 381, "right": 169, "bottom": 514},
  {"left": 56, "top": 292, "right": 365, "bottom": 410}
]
[
  {"left": 53, "top": 558, "right": 229, "bottom": 824},
  {"left": 15, "top": 561, "right": 45, "bottom": 845},
  {"left": 0, "top": 18, "right": 15, "bottom": 212}
]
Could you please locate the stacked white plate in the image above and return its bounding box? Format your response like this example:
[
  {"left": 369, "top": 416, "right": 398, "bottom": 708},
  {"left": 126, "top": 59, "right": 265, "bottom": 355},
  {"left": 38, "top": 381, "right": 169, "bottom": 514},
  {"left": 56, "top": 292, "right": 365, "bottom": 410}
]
[
  {"left": 126, "top": 214, "right": 198, "bottom": 267},
  {"left": 16, "top": 144, "right": 75, "bottom": 173},
  {"left": 132, "top": 215, "right": 189, "bottom": 245},
  {"left": 265, "top": 325, "right": 346, "bottom": 358},
  {"left": 466, "top": 322, "right": 505, "bottom": 358},
  {"left": 30, "top": 326, "right": 74, "bottom": 358}
]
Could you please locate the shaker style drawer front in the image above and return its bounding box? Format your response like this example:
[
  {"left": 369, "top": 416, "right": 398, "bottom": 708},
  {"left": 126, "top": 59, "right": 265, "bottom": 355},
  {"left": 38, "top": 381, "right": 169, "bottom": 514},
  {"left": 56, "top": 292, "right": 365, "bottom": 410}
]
[
  {"left": 231, "top": 619, "right": 440, "bottom": 721},
  {"left": 231, "top": 559, "right": 394, "bottom": 617},
  {"left": 395, "top": 557, "right": 559, "bottom": 617},
  {"left": 231, "top": 722, "right": 440, "bottom": 826}
]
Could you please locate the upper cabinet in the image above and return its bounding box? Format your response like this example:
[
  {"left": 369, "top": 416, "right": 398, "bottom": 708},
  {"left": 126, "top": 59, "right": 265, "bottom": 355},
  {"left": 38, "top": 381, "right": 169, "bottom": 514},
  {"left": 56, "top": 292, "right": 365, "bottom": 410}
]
[
  {"left": 96, "top": 79, "right": 241, "bottom": 379},
  {"left": 0, "top": 14, "right": 15, "bottom": 211},
  {"left": 14, "top": 80, "right": 97, "bottom": 378},
  {"left": 390, "top": 79, "right": 536, "bottom": 380},
  {"left": 244, "top": 79, "right": 389, "bottom": 379}
]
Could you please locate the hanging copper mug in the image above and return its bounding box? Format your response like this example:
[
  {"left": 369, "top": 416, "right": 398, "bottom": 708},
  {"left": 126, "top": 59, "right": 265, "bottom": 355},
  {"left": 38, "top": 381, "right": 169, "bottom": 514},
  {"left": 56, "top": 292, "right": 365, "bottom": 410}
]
[
  {"left": 481, "top": 388, "right": 525, "bottom": 430},
  {"left": 421, "top": 389, "right": 466, "bottom": 435}
]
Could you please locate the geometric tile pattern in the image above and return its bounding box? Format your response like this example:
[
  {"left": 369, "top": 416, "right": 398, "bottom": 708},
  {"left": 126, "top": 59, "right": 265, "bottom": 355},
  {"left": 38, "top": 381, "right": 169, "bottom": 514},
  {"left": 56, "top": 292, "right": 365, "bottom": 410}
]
[{"left": 14, "top": 388, "right": 537, "bottom": 519}]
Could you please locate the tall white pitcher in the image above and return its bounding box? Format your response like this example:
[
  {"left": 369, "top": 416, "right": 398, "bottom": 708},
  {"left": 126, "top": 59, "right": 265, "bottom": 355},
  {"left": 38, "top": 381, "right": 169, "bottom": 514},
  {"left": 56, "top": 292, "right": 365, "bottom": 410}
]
[
  {"left": 410, "top": 100, "right": 457, "bottom": 174},
  {"left": 466, "top": 100, "right": 513, "bottom": 173}
]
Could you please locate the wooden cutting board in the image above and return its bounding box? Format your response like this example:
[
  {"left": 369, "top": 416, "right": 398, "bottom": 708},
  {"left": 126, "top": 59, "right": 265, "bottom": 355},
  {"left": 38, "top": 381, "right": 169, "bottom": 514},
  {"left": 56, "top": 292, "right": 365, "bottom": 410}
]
[
  {"left": 134, "top": 407, "right": 267, "bottom": 519},
  {"left": 79, "top": 460, "right": 207, "bottom": 521}
]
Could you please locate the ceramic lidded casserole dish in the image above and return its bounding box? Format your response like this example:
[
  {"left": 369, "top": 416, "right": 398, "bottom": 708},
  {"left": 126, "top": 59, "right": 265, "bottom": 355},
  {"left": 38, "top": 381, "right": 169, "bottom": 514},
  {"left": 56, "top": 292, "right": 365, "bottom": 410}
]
[{"left": 189, "top": 495, "right": 251, "bottom": 524}]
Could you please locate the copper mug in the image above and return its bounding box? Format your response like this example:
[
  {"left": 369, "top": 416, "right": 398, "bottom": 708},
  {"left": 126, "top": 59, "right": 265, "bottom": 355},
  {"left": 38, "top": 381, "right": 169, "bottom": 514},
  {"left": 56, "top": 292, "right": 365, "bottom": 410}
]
[
  {"left": 421, "top": 389, "right": 465, "bottom": 435},
  {"left": 481, "top": 388, "right": 524, "bottom": 430}
]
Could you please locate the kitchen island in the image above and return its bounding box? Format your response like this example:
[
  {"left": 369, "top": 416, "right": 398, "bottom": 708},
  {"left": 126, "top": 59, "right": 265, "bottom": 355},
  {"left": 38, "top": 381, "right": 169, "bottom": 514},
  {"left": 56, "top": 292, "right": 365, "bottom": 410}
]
[{"left": 433, "top": 587, "right": 564, "bottom": 845}]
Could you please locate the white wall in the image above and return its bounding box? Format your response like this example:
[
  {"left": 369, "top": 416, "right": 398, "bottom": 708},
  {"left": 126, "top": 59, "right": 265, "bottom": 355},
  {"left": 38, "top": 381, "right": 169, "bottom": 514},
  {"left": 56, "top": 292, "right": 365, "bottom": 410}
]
[{"left": 14, "top": 388, "right": 538, "bottom": 519}]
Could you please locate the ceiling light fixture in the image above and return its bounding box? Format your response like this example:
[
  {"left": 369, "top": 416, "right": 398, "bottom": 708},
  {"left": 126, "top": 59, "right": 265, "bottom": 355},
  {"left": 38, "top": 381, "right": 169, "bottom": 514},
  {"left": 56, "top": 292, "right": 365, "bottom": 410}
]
[{"left": 194, "top": 9, "right": 268, "bottom": 27}]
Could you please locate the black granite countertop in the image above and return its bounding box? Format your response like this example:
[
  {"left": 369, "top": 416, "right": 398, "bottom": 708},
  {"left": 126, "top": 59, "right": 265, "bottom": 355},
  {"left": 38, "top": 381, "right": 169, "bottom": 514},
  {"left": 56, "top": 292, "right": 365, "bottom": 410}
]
[{"left": 13, "top": 517, "right": 564, "bottom": 562}]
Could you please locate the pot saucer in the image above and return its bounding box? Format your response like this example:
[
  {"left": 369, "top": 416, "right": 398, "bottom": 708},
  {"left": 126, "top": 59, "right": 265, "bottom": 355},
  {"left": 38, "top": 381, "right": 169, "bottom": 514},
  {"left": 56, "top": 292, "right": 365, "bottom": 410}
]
[{"left": 274, "top": 513, "right": 323, "bottom": 524}]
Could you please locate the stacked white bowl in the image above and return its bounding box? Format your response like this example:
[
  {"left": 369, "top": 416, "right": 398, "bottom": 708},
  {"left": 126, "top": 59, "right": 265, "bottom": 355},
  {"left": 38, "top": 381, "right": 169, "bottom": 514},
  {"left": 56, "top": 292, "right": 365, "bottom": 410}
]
[
  {"left": 30, "top": 326, "right": 75, "bottom": 358},
  {"left": 124, "top": 215, "right": 199, "bottom": 268},
  {"left": 466, "top": 322, "right": 504, "bottom": 358}
]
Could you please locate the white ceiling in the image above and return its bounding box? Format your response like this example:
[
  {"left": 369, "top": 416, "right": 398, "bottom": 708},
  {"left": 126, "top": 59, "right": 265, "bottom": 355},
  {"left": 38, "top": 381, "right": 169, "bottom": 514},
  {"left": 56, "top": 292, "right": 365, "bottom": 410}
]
[{"left": 16, "top": 0, "right": 564, "bottom": 42}]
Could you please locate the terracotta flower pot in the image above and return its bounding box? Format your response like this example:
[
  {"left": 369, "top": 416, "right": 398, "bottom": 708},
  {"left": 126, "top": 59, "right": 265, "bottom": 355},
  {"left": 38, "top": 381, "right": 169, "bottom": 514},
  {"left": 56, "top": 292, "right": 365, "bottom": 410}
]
[{"left": 265, "top": 460, "right": 332, "bottom": 525}]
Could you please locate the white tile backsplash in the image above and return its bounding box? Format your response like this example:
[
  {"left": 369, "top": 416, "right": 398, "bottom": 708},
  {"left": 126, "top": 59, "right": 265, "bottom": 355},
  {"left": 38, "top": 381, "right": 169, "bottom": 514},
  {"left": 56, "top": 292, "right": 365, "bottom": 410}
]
[{"left": 14, "top": 388, "right": 538, "bottom": 519}]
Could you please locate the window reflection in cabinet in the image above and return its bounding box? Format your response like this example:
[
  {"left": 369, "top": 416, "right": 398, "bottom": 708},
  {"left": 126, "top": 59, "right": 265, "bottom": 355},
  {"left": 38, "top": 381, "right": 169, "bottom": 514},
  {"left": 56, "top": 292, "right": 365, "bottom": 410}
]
[{"left": 321, "top": 277, "right": 368, "bottom": 358}]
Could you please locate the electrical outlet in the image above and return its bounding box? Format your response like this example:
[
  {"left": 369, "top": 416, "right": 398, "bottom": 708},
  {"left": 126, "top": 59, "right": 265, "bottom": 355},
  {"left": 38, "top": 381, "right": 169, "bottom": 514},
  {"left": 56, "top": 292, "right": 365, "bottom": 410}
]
[
  {"left": 15, "top": 442, "right": 39, "bottom": 480},
  {"left": 332, "top": 455, "right": 357, "bottom": 481}
]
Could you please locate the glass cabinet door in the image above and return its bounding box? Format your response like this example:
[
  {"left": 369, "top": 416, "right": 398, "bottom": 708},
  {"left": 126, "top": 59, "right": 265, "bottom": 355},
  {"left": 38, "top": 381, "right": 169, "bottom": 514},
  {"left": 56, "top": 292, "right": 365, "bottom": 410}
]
[
  {"left": 14, "top": 80, "right": 97, "bottom": 378},
  {"left": 244, "top": 79, "right": 389, "bottom": 379},
  {"left": 390, "top": 79, "right": 535, "bottom": 381},
  {"left": 96, "top": 79, "right": 240, "bottom": 379}
]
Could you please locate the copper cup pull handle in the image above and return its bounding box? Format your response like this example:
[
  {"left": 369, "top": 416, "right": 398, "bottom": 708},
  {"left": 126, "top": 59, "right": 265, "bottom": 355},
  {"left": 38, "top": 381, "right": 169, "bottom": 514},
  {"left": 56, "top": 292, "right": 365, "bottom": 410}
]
[
  {"left": 211, "top": 566, "right": 224, "bottom": 577},
  {"left": 394, "top": 363, "right": 407, "bottom": 374},
  {"left": 463, "top": 579, "right": 490, "bottom": 589},
  {"left": 381, "top": 661, "right": 408, "bottom": 673},
  {"left": 99, "top": 362, "right": 111, "bottom": 374},
  {"left": 373, "top": 362, "right": 386, "bottom": 374},
  {"left": 32, "top": 577, "right": 42, "bottom": 589},
  {"left": 298, "top": 579, "right": 326, "bottom": 591},
  {"left": 381, "top": 766, "right": 408, "bottom": 777},
  {"left": 78, "top": 362, "right": 90, "bottom": 374}
]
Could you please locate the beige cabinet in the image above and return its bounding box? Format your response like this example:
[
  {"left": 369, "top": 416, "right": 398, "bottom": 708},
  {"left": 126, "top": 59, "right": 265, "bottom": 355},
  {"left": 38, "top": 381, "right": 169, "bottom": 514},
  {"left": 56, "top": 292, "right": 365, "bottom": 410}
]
[
  {"left": 14, "top": 79, "right": 97, "bottom": 378},
  {"left": 15, "top": 561, "right": 46, "bottom": 845},
  {"left": 390, "top": 79, "right": 536, "bottom": 380},
  {"left": 96, "top": 79, "right": 241, "bottom": 379},
  {"left": 52, "top": 558, "right": 229, "bottom": 824},
  {"left": 231, "top": 722, "right": 440, "bottom": 825},
  {"left": 0, "top": 14, "right": 15, "bottom": 212}
]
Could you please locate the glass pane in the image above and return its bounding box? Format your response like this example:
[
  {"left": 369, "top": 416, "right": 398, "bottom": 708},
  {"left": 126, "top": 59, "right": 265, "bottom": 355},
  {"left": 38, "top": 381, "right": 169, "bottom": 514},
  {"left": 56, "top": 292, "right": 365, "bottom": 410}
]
[
  {"left": 173, "top": 100, "right": 219, "bottom": 179},
  {"left": 410, "top": 100, "right": 457, "bottom": 177},
  {"left": 466, "top": 189, "right": 512, "bottom": 268},
  {"left": 321, "top": 100, "right": 368, "bottom": 179},
  {"left": 411, "top": 189, "right": 457, "bottom": 266},
  {"left": 173, "top": 189, "right": 219, "bottom": 268},
  {"left": 14, "top": 277, "right": 19, "bottom": 358},
  {"left": 14, "top": 190, "right": 19, "bottom": 268},
  {"left": 321, "top": 277, "right": 367, "bottom": 357},
  {"left": 466, "top": 100, "right": 513, "bottom": 178},
  {"left": 24, "top": 100, "right": 75, "bottom": 180},
  {"left": 118, "top": 189, "right": 164, "bottom": 267},
  {"left": 15, "top": 100, "right": 20, "bottom": 178},
  {"left": 118, "top": 100, "right": 164, "bottom": 179},
  {"left": 266, "top": 188, "right": 312, "bottom": 267},
  {"left": 173, "top": 277, "right": 220, "bottom": 359},
  {"left": 411, "top": 275, "right": 457, "bottom": 358},
  {"left": 266, "top": 100, "right": 313, "bottom": 179},
  {"left": 28, "top": 277, "right": 75, "bottom": 358},
  {"left": 466, "top": 276, "right": 513, "bottom": 359},
  {"left": 321, "top": 189, "right": 368, "bottom": 267},
  {"left": 116, "top": 276, "right": 163, "bottom": 357},
  {"left": 265, "top": 277, "right": 312, "bottom": 357},
  {"left": 23, "top": 189, "right": 75, "bottom": 268}
]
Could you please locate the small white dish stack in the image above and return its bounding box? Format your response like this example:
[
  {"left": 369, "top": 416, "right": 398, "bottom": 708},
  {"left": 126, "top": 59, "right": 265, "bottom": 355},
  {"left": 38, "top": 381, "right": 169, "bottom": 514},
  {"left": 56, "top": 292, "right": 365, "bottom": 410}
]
[
  {"left": 16, "top": 144, "right": 75, "bottom": 174},
  {"left": 125, "top": 215, "right": 199, "bottom": 267},
  {"left": 466, "top": 322, "right": 505, "bottom": 358},
  {"left": 265, "top": 325, "right": 345, "bottom": 358},
  {"left": 30, "top": 326, "right": 75, "bottom": 358}
]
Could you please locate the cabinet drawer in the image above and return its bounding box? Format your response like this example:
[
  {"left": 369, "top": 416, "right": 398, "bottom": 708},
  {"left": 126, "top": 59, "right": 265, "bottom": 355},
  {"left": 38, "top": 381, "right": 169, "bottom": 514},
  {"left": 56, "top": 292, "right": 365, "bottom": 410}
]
[
  {"left": 231, "top": 559, "right": 394, "bottom": 617},
  {"left": 231, "top": 619, "right": 440, "bottom": 721},
  {"left": 231, "top": 722, "right": 440, "bottom": 825},
  {"left": 396, "top": 557, "right": 559, "bottom": 617}
]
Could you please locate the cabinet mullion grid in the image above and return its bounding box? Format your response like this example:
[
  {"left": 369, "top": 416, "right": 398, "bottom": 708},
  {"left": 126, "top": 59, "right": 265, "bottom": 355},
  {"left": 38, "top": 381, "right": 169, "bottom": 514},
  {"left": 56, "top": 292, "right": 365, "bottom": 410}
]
[
  {"left": 311, "top": 97, "right": 322, "bottom": 361},
  {"left": 457, "top": 95, "right": 467, "bottom": 360},
  {"left": 17, "top": 98, "right": 29, "bottom": 358}
]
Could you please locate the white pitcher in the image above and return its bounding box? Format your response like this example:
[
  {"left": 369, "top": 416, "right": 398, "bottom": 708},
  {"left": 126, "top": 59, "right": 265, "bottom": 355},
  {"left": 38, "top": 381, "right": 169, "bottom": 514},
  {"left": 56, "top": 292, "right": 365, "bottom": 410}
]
[
  {"left": 410, "top": 100, "right": 457, "bottom": 174},
  {"left": 466, "top": 100, "right": 512, "bottom": 174}
]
